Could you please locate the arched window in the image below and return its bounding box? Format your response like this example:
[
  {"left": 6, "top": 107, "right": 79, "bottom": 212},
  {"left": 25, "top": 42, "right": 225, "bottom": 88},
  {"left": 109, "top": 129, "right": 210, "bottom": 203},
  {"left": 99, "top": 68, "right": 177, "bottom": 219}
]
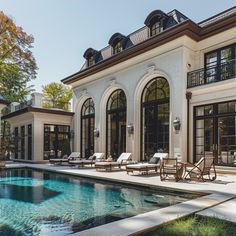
[
  {"left": 141, "top": 77, "right": 170, "bottom": 161},
  {"left": 81, "top": 98, "right": 95, "bottom": 158},
  {"left": 106, "top": 89, "right": 127, "bottom": 159}
]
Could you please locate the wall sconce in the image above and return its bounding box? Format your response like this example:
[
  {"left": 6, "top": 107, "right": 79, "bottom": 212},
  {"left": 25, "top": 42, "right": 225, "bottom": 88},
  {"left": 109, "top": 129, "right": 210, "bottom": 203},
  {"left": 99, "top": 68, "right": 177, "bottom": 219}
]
[
  {"left": 173, "top": 117, "right": 181, "bottom": 133},
  {"left": 127, "top": 123, "right": 134, "bottom": 135},
  {"left": 94, "top": 128, "right": 99, "bottom": 138}
]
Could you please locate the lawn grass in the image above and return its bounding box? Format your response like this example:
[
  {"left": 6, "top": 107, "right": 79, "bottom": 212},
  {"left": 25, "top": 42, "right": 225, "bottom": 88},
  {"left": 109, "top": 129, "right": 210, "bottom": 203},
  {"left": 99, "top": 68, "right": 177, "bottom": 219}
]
[{"left": 143, "top": 215, "right": 236, "bottom": 236}]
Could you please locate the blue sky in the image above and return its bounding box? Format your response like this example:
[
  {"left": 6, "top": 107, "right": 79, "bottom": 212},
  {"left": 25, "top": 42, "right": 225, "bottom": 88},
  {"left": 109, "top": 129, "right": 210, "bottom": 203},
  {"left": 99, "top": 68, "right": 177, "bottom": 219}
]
[{"left": 0, "top": 0, "right": 235, "bottom": 91}]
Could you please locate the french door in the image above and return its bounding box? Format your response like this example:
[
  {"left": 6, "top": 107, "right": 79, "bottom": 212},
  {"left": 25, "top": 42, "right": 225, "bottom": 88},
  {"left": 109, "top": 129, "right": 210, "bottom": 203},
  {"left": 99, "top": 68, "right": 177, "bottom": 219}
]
[{"left": 194, "top": 102, "right": 236, "bottom": 166}]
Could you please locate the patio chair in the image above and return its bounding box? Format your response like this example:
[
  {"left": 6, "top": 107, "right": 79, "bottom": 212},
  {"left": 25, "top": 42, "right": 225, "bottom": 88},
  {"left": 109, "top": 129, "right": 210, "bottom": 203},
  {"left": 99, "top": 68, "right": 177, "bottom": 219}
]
[
  {"left": 184, "top": 156, "right": 217, "bottom": 181},
  {"left": 126, "top": 153, "right": 168, "bottom": 175},
  {"left": 95, "top": 153, "right": 132, "bottom": 171},
  {"left": 160, "top": 158, "right": 184, "bottom": 182},
  {"left": 69, "top": 153, "right": 105, "bottom": 167},
  {"left": 49, "top": 152, "right": 80, "bottom": 165}
]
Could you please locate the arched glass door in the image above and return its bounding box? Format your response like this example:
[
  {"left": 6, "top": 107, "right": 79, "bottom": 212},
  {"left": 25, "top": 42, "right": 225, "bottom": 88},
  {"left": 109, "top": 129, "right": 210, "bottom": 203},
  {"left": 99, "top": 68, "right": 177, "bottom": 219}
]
[
  {"left": 106, "top": 89, "right": 127, "bottom": 160},
  {"left": 81, "top": 98, "right": 95, "bottom": 158},
  {"left": 141, "top": 77, "right": 170, "bottom": 161}
]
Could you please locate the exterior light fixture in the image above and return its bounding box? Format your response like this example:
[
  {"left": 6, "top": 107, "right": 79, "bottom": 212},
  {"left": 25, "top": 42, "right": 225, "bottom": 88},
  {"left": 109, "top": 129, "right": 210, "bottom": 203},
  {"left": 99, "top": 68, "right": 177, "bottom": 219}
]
[
  {"left": 127, "top": 123, "right": 134, "bottom": 135},
  {"left": 94, "top": 128, "right": 99, "bottom": 138},
  {"left": 173, "top": 117, "right": 181, "bottom": 133}
]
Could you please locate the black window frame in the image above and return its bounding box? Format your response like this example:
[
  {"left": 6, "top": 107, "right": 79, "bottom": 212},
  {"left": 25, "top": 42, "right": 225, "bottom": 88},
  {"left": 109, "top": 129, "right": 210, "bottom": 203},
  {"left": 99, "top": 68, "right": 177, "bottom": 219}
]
[
  {"left": 204, "top": 43, "right": 236, "bottom": 83},
  {"left": 106, "top": 89, "right": 127, "bottom": 159},
  {"left": 141, "top": 77, "right": 170, "bottom": 161},
  {"left": 44, "top": 124, "right": 70, "bottom": 159},
  {"left": 20, "top": 126, "right": 25, "bottom": 159},
  {"left": 27, "top": 124, "right": 32, "bottom": 160},
  {"left": 193, "top": 100, "right": 236, "bottom": 166},
  {"left": 80, "top": 98, "right": 95, "bottom": 158},
  {"left": 14, "top": 127, "right": 19, "bottom": 159}
]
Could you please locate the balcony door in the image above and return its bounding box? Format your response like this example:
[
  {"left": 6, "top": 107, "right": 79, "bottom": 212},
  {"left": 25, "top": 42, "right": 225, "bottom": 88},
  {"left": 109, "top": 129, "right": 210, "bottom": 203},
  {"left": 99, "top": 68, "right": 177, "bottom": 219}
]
[{"left": 194, "top": 101, "right": 236, "bottom": 166}]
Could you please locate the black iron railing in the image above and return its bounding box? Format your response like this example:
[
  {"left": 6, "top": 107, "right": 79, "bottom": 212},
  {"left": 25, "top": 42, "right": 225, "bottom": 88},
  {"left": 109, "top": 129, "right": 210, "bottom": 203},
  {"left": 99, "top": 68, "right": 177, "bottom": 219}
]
[{"left": 187, "top": 59, "right": 236, "bottom": 88}]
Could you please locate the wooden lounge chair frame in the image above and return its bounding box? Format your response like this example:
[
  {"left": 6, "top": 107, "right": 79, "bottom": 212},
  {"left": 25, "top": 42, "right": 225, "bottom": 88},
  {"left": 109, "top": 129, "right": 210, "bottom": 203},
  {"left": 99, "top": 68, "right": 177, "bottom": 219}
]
[
  {"left": 49, "top": 152, "right": 80, "bottom": 165},
  {"left": 126, "top": 153, "right": 168, "bottom": 175},
  {"left": 69, "top": 153, "right": 105, "bottom": 167},
  {"left": 95, "top": 153, "right": 132, "bottom": 171},
  {"left": 184, "top": 156, "right": 217, "bottom": 181},
  {"left": 126, "top": 164, "right": 159, "bottom": 175},
  {"left": 160, "top": 158, "right": 184, "bottom": 182}
]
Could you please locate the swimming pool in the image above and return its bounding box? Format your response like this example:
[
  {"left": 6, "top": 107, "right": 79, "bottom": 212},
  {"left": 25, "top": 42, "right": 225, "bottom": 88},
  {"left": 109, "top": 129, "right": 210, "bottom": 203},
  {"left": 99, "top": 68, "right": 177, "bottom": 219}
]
[{"left": 0, "top": 168, "right": 200, "bottom": 235}]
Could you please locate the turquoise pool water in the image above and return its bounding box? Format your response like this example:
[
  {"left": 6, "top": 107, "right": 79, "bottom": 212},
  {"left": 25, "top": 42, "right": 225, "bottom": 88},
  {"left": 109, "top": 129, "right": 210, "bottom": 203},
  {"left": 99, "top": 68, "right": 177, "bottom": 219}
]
[{"left": 0, "top": 169, "right": 200, "bottom": 236}]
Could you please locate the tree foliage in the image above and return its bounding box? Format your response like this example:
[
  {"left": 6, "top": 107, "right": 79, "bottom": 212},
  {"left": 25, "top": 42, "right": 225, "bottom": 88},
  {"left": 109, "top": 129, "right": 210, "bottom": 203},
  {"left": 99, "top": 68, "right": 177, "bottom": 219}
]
[
  {"left": 42, "top": 82, "right": 72, "bottom": 110},
  {"left": 0, "top": 11, "right": 37, "bottom": 83},
  {"left": 0, "top": 11, "right": 37, "bottom": 157}
]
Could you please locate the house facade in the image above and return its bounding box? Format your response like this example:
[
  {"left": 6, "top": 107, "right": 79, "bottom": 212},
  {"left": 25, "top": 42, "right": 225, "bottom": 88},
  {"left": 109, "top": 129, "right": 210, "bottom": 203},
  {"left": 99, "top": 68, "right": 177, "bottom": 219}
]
[
  {"left": 2, "top": 93, "right": 74, "bottom": 162},
  {"left": 62, "top": 7, "right": 236, "bottom": 166}
]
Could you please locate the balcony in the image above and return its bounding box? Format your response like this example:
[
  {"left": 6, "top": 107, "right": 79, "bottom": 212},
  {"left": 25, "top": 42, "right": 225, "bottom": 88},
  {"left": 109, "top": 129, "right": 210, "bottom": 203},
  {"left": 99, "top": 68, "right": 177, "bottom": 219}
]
[{"left": 187, "top": 59, "right": 236, "bottom": 88}]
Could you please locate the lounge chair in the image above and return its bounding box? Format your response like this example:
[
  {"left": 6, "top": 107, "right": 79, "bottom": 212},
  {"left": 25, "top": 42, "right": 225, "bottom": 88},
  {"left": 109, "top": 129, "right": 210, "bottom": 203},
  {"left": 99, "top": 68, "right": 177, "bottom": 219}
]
[
  {"left": 69, "top": 153, "right": 105, "bottom": 167},
  {"left": 184, "top": 156, "right": 217, "bottom": 181},
  {"left": 160, "top": 158, "right": 184, "bottom": 182},
  {"left": 95, "top": 153, "right": 132, "bottom": 171},
  {"left": 126, "top": 153, "right": 168, "bottom": 175},
  {"left": 49, "top": 152, "right": 80, "bottom": 165}
]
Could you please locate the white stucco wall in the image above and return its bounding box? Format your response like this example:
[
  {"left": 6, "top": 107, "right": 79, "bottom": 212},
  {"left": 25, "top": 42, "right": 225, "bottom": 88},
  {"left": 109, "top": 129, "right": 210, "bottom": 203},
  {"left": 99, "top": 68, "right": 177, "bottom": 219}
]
[
  {"left": 6, "top": 112, "right": 72, "bottom": 162},
  {"left": 72, "top": 40, "right": 189, "bottom": 161}
]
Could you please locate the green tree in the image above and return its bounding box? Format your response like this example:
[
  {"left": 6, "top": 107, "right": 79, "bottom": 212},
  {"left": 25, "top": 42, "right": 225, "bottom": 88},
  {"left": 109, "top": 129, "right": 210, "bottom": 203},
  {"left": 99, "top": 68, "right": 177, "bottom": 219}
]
[
  {"left": 0, "top": 11, "right": 37, "bottom": 158},
  {"left": 42, "top": 82, "right": 72, "bottom": 110},
  {"left": 0, "top": 11, "right": 37, "bottom": 82}
]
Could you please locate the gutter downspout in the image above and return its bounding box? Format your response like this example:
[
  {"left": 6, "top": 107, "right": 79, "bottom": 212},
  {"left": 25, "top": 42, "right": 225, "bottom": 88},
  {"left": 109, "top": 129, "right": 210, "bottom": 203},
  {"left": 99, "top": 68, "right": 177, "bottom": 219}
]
[{"left": 186, "top": 92, "right": 192, "bottom": 163}]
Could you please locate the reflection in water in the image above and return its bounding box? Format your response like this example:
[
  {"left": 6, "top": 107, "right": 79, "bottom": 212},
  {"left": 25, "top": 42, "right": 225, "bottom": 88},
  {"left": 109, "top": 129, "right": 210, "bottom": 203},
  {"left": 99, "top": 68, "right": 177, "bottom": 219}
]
[{"left": 0, "top": 184, "right": 60, "bottom": 203}]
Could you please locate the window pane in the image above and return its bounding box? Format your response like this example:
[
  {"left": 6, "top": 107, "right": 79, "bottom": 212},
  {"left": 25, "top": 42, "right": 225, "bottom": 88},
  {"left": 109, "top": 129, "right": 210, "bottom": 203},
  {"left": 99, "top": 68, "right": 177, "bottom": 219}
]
[
  {"left": 218, "top": 103, "right": 228, "bottom": 113},
  {"left": 196, "top": 107, "right": 204, "bottom": 116},
  {"left": 204, "top": 105, "right": 213, "bottom": 115},
  {"left": 206, "top": 52, "right": 217, "bottom": 67},
  {"left": 229, "top": 102, "right": 236, "bottom": 113}
]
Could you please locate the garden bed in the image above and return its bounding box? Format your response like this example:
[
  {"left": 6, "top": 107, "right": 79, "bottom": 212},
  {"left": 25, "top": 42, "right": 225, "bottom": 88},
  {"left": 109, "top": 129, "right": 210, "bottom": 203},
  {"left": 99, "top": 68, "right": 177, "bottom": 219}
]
[{"left": 141, "top": 215, "right": 236, "bottom": 236}]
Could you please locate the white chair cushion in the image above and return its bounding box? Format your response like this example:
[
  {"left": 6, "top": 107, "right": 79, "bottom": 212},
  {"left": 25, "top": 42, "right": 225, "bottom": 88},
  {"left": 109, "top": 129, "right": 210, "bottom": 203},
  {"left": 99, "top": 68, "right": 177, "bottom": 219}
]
[
  {"left": 153, "top": 153, "right": 168, "bottom": 160},
  {"left": 68, "top": 152, "right": 80, "bottom": 159},
  {"left": 94, "top": 153, "right": 105, "bottom": 161},
  {"left": 117, "top": 153, "right": 132, "bottom": 164}
]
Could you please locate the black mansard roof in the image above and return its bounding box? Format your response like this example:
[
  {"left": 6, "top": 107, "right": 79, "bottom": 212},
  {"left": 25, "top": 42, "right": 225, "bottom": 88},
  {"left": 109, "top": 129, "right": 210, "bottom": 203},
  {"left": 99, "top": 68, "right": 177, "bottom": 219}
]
[{"left": 62, "top": 6, "right": 236, "bottom": 85}]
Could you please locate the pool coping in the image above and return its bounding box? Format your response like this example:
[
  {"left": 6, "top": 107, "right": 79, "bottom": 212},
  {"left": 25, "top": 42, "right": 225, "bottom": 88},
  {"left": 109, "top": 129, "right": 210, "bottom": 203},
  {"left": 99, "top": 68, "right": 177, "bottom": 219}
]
[
  {"left": 73, "top": 193, "right": 236, "bottom": 236},
  {"left": 3, "top": 164, "right": 236, "bottom": 235}
]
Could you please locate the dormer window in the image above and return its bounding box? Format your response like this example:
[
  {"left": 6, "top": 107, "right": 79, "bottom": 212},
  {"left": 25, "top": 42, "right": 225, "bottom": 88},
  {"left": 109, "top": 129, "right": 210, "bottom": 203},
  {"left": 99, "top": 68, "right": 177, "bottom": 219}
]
[
  {"left": 108, "top": 33, "right": 127, "bottom": 55},
  {"left": 150, "top": 21, "right": 161, "bottom": 36},
  {"left": 83, "top": 48, "right": 100, "bottom": 68},
  {"left": 144, "top": 10, "right": 168, "bottom": 38},
  {"left": 113, "top": 40, "right": 122, "bottom": 54},
  {"left": 87, "top": 55, "right": 95, "bottom": 67}
]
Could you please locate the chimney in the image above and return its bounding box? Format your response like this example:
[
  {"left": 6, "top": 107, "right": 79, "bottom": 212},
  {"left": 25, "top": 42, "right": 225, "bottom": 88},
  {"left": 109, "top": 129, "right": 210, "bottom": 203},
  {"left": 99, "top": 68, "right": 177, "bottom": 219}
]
[{"left": 31, "top": 92, "right": 43, "bottom": 107}]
